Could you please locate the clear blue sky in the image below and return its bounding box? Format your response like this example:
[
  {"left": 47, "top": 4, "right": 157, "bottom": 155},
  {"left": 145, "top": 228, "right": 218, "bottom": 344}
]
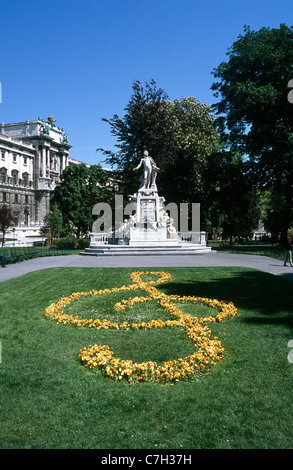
[{"left": 0, "top": 0, "right": 292, "bottom": 167}]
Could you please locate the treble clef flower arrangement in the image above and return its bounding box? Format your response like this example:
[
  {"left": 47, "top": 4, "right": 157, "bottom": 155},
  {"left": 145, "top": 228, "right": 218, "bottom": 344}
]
[{"left": 44, "top": 271, "right": 237, "bottom": 384}]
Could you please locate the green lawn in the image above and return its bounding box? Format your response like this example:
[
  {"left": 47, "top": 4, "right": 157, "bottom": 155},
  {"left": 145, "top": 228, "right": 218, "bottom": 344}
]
[{"left": 0, "top": 266, "right": 293, "bottom": 449}]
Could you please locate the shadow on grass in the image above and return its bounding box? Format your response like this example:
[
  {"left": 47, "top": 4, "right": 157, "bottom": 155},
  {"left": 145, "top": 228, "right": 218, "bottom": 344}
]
[
  {"left": 279, "top": 272, "right": 293, "bottom": 282},
  {"left": 156, "top": 267, "right": 293, "bottom": 332}
]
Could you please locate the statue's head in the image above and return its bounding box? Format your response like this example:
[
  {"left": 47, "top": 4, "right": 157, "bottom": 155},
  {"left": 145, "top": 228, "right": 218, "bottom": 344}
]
[{"left": 143, "top": 150, "right": 149, "bottom": 157}]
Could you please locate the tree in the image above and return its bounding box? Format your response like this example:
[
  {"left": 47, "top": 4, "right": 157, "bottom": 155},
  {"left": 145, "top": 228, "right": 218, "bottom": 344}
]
[
  {"left": 43, "top": 203, "right": 63, "bottom": 239},
  {"left": 98, "top": 79, "right": 178, "bottom": 196},
  {"left": 163, "top": 97, "right": 220, "bottom": 208},
  {"left": 216, "top": 153, "right": 261, "bottom": 244},
  {"left": 211, "top": 24, "right": 293, "bottom": 242},
  {"left": 98, "top": 80, "right": 221, "bottom": 230},
  {"left": 262, "top": 184, "right": 286, "bottom": 241},
  {"left": 0, "top": 205, "right": 14, "bottom": 246},
  {"left": 51, "top": 163, "right": 111, "bottom": 237}
]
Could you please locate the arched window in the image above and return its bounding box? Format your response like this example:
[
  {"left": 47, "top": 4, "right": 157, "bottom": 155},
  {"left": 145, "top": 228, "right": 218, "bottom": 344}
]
[
  {"left": 22, "top": 172, "right": 29, "bottom": 187},
  {"left": 12, "top": 170, "right": 18, "bottom": 185},
  {"left": 0, "top": 168, "right": 7, "bottom": 184}
]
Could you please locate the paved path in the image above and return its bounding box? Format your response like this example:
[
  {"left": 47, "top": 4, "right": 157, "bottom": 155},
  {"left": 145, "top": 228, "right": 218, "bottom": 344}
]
[{"left": 1, "top": 252, "right": 293, "bottom": 283}]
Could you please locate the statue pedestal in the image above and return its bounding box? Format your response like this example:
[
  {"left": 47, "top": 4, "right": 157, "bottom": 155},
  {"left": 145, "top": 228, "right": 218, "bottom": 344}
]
[
  {"left": 136, "top": 189, "right": 159, "bottom": 224},
  {"left": 125, "top": 188, "right": 178, "bottom": 247},
  {"left": 128, "top": 227, "right": 178, "bottom": 246}
]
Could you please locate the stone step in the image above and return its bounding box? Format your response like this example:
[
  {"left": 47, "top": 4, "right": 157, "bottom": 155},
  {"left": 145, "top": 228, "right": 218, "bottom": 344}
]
[{"left": 80, "top": 244, "right": 212, "bottom": 256}]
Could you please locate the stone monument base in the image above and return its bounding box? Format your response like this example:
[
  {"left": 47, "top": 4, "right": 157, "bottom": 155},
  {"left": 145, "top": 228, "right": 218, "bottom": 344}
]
[
  {"left": 128, "top": 226, "right": 178, "bottom": 246},
  {"left": 81, "top": 231, "right": 211, "bottom": 256},
  {"left": 80, "top": 244, "right": 211, "bottom": 256}
]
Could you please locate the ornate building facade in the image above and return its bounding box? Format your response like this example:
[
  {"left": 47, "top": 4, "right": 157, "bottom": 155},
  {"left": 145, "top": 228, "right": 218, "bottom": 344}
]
[{"left": 0, "top": 118, "right": 78, "bottom": 229}]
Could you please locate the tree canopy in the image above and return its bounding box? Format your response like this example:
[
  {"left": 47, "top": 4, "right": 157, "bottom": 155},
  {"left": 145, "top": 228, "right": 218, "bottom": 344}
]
[
  {"left": 98, "top": 80, "right": 222, "bottom": 231},
  {"left": 211, "top": 24, "right": 293, "bottom": 240},
  {"left": 43, "top": 203, "right": 63, "bottom": 239},
  {"left": 98, "top": 79, "right": 178, "bottom": 196},
  {"left": 51, "top": 163, "right": 111, "bottom": 237}
]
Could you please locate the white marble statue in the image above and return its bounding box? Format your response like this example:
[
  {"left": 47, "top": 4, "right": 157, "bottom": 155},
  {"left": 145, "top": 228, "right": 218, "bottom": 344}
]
[{"left": 134, "top": 150, "right": 160, "bottom": 190}]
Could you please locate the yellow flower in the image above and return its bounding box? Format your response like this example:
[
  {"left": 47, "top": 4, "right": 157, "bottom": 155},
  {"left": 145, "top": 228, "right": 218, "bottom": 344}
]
[{"left": 45, "top": 271, "right": 237, "bottom": 384}]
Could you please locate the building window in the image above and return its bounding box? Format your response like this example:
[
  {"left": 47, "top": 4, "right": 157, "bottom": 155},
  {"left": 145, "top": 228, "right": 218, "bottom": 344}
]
[
  {"left": 3, "top": 192, "right": 6, "bottom": 202},
  {"left": 0, "top": 171, "right": 5, "bottom": 183},
  {"left": 25, "top": 195, "right": 29, "bottom": 204},
  {"left": 24, "top": 157, "right": 27, "bottom": 165},
  {"left": 22, "top": 173, "right": 28, "bottom": 187},
  {"left": 12, "top": 171, "right": 18, "bottom": 185},
  {"left": 13, "top": 154, "right": 17, "bottom": 163},
  {"left": 1, "top": 151, "right": 5, "bottom": 160},
  {"left": 14, "top": 194, "right": 18, "bottom": 203}
]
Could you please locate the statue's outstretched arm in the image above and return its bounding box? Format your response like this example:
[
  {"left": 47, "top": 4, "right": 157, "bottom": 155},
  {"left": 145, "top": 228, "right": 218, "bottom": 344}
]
[{"left": 134, "top": 160, "right": 142, "bottom": 170}]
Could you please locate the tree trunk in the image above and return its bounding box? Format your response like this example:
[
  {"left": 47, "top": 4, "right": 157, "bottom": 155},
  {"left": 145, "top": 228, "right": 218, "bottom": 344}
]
[{"left": 2, "top": 229, "right": 5, "bottom": 247}]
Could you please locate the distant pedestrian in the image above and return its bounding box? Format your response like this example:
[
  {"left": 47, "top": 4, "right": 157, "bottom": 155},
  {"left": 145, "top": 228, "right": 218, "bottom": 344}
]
[{"left": 283, "top": 238, "right": 293, "bottom": 267}]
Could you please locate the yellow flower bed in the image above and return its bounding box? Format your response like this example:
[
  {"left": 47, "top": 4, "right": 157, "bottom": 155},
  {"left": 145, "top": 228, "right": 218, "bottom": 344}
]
[{"left": 44, "top": 271, "right": 237, "bottom": 384}]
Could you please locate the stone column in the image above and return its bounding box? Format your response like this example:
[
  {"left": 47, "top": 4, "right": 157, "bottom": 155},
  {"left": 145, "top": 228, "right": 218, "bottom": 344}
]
[
  {"left": 42, "top": 147, "right": 46, "bottom": 178},
  {"left": 61, "top": 153, "right": 66, "bottom": 171}
]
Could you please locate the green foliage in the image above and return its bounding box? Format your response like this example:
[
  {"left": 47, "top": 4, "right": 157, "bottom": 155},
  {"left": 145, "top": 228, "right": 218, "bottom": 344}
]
[
  {"left": 52, "top": 236, "right": 90, "bottom": 249},
  {"left": 98, "top": 80, "right": 224, "bottom": 231},
  {"left": 98, "top": 79, "right": 178, "bottom": 196},
  {"left": 43, "top": 203, "right": 63, "bottom": 239},
  {"left": 98, "top": 79, "right": 265, "bottom": 237},
  {"left": 60, "top": 220, "right": 78, "bottom": 237},
  {"left": 162, "top": 97, "right": 220, "bottom": 206},
  {"left": 51, "top": 163, "right": 112, "bottom": 236},
  {"left": 262, "top": 185, "right": 286, "bottom": 240},
  {"left": 0, "top": 205, "right": 14, "bottom": 244},
  {"left": 0, "top": 246, "right": 78, "bottom": 265},
  {"left": 216, "top": 152, "right": 261, "bottom": 242},
  {"left": 212, "top": 24, "right": 293, "bottom": 240}
]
